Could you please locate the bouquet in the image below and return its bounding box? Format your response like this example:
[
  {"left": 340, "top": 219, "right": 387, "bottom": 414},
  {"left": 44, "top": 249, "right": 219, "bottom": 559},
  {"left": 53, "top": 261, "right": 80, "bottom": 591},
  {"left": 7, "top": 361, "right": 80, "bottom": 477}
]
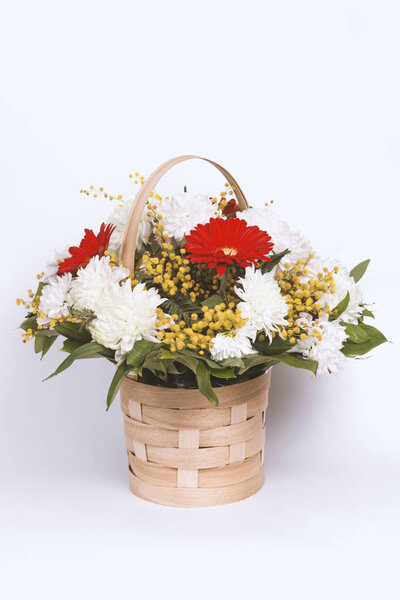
[{"left": 18, "top": 160, "right": 387, "bottom": 408}]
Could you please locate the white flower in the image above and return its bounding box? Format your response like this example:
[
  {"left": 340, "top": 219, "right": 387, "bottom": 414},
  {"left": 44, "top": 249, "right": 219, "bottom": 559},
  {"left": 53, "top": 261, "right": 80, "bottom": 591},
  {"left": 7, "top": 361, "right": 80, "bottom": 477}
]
[
  {"left": 42, "top": 246, "right": 71, "bottom": 282},
  {"left": 157, "top": 192, "right": 219, "bottom": 241},
  {"left": 241, "top": 207, "right": 313, "bottom": 267},
  {"left": 234, "top": 266, "right": 288, "bottom": 340},
  {"left": 107, "top": 198, "right": 152, "bottom": 255},
  {"left": 88, "top": 281, "right": 165, "bottom": 357},
  {"left": 304, "top": 258, "right": 363, "bottom": 324},
  {"left": 37, "top": 273, "right": 72, "bottom": 325},
  {"left": 210, "top": 324, "right": 257, "bottom": 362},
  {"left": 69, "top": 256, "right": 130, "bottom": 314},
  {"left": 291, "top": 312, "right": 347, "bottom": 375}
]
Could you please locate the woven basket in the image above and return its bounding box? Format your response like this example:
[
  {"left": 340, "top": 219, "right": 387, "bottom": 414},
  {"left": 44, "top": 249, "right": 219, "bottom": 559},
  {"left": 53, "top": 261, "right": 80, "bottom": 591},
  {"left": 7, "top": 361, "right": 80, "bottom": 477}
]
[
  {"left": 120, "top": 371, "right": 270, "bottom": 507},
  {"left": 119, "top": 155, "right": 271, "bottom": 507}
]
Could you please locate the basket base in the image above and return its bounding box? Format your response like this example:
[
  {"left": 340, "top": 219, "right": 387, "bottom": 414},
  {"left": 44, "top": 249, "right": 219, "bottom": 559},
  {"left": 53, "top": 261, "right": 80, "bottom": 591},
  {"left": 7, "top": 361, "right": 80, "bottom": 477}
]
[{"left": 128, "top": 466, "right": 265, "bottom": 508}]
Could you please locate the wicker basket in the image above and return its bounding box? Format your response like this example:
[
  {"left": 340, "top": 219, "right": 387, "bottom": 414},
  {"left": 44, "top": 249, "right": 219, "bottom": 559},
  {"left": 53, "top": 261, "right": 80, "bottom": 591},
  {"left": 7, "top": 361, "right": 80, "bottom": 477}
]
[
  {"left": 120, "top": 371, "right": 270, "bottom": 507},
  {"left": 119, "top": 155, "right": 271, "bottom": 507}
]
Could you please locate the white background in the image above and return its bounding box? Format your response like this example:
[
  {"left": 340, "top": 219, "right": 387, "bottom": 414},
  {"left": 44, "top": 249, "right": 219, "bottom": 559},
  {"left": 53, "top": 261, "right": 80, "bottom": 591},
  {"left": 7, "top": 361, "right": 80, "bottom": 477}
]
[{"left": 1, "top": 1, "right": 399, "bottom": 598}]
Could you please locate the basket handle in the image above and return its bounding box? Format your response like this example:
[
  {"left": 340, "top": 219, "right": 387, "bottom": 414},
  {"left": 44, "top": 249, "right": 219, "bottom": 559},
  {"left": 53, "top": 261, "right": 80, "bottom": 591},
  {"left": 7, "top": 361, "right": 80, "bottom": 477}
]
[{"left": 120, "top": 155, "right": 250, "bottom": 272}]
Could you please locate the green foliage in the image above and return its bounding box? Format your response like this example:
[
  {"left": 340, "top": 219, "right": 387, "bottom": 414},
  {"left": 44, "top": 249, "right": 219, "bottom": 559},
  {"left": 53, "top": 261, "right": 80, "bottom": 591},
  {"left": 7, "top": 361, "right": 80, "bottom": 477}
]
[
  {"left": 45, "top": 342, "right": 112, "bottom": 380},
  {"left": 209, "top": 367, "right": 236, "bottom": 379},
  {"left": 126, "top": 340, "right": 159, "bottom": 372},
  {"left": 238, "top": 355, "right": 278, "bottom": 374},
  {"left": 342, "top": 322, "right": 371, "bottom": 343},
  {"left": 361, "top": 307, "right": 375, "bottom": 319},
  {"left": 161, "top": 349, "right": 199, "bottom": 374},
  {"left": 20, "top": 315, "right": 38, "bottom": 332},
  {"left": 274, "top": 352, "right": 319, "bottom": 375},
  {"left": 260, "top": 249, "right": 290, "bottom": 274},
  {"left": 341, "top": 321, "right": 387, "bottom": 357},
  {"left": 61, "top": 338, "right": 84, "bottom": 353},
  {"left": 178, "top": 348, "right": 221, "bottom": 369},
  {"left": 34, "top": 335, "right": 58, "bottom": 359},
  {"left": 33, "top": 281, "right": 47, "bottom": 302},
  {"left": 161, "top": 295, "right": 203, "bottom": 324},
  {"left": 70, "top": 308, "right": 96, "bottom": 330},
  {"left": 196, "top": 361, "right": 218, "bottom": 405},
  {"left": 329, "top": 291, "right": 350, "bottom": 322},
  {"left": 350, "top": 259, "right": 370, "bottom": 283},
  {"left": 201, "top": 294, "right": 224, "bottom": 309},
  {"left": 218, "top": 356, "right": 245, "bottom": 369},
  {"left": 253, "top": 335, "right": 294, "bottom": 356},
  {"left": 55, "top": 321, "right": 92, "bottom": 342},
  {"left": 106, "top": 363, "right": 131, "bottom": 410}
]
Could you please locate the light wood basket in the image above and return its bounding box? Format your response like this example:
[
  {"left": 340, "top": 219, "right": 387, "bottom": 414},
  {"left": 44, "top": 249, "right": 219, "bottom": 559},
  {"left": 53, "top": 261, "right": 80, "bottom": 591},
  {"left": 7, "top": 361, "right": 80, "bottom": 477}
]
[
  {"left": 119, "top": 156, "right": 270, "bottom": 507},
  {"left": 120, "top": 371, "right": 270, "bottom": 507}
]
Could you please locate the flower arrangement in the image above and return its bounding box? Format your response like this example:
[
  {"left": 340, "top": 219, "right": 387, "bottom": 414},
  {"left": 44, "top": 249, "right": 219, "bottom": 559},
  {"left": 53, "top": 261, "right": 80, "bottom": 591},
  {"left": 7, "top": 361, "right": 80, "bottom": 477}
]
[{"left": 18, "top": 165, "right": 387, "bottom": 408}]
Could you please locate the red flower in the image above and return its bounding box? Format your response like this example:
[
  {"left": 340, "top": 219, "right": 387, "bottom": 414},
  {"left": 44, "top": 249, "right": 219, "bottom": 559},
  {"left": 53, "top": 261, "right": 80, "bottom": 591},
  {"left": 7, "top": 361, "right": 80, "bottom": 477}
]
[
  {"left": 222, "top": 198, "right": 241, "bottom": 217},
  {"left": 184, "top": 218, "right": 274, "bottom": 276},
  {"left": 57, "top": 223, "right": 115, "bottom": 276}
]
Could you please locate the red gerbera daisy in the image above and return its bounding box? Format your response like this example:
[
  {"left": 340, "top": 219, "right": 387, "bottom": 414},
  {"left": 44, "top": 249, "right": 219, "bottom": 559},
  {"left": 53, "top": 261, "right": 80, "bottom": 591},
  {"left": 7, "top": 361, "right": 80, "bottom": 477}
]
[
  {"left": 184, "top": 218, "right": 274, "bottom": 276},
  {"left": 57, "top": 222, "right": 115, "bottom": 276}
]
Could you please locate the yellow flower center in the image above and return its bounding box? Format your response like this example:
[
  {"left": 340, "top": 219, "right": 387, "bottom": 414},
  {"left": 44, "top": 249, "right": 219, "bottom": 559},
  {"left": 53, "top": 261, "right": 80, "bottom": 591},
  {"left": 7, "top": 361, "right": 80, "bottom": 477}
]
[{"left": 220, "top": 247, "right": 238, "bottom": 256}]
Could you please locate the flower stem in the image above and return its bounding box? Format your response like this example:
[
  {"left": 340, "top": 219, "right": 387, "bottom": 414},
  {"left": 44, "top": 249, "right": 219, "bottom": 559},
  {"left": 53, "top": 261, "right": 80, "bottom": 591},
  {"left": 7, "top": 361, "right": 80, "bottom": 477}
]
[{"left": 219, "top": 267, "right": 229, "bottom": 300}]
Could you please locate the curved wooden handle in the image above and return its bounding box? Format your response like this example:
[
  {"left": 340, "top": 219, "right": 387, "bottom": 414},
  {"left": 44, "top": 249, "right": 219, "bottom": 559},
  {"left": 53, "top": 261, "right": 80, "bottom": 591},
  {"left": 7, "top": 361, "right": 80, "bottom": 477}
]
[{"left": 120, "top": 155, "right": 250, "bottom": 272}]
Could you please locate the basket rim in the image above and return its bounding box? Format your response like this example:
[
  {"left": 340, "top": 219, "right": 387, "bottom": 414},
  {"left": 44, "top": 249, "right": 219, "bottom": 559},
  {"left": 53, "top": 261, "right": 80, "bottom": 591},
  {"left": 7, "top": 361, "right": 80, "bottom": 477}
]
[{"left": 125, "top": 366, "right": 272, "bottom": 392}]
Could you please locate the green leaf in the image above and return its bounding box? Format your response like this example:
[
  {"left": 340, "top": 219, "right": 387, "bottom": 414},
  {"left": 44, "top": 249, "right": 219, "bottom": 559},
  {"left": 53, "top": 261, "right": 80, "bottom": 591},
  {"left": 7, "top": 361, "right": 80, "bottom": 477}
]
[
  {"left": 341, "top": 322, "right": 387, "bottom": 357},
  {"left": 106, "top": 363, "right": 130, "bottom": 410},
  {"left": 142, "top": 349, "right": 168, "bottom": 380},
  {"left": 55, "top": 321, "right": 91, "bottom": 342},
  {"left": 209, "top": 367, "right": 236, "bottom": 379},
  {"left": 238, "top": 355, "right": 278, "bottom": 374},
  {"left": 33, "top": 281, "right": 47, "bottom": 302},
  {"left": 34, "top": 334, "right": 58, "bottom": 358},
  {"left": 329, "top": 291, "right": 350, "bottom": 321},
  {"left": 361, "top": 307, "right": 375, "bottom": 319},
  {"left": 218, "top": 357, "right": 245, "bottom": 369},
  {"left": 342, "top": 322, "right": 371, "bottom": 343},
  {"left": 20, "top": 316, "right": 38, "bottom": 332},
  {"left": 261, "top": 249, "right": 290, "bottom": 274},
  {"left": 201, "top": 294, "right": 224, "bottom": 309},
  {"left": 178, "top": 348, "right": 221, "bottom": 368},
  {"left": 126, "top": 340, "right": 159, "bottom": 372},
  {"left": 45, "top": 342, "right": 107, "bottom": 380},
  {"left": 161, "top": 350, "right": 199, "bottom": 374},
  {"left": 35, "top": 329, "right": 59, "bottom": 338},
  {"left": 350, "top": 259, "right": 370, "bottom": 283},
  {"left": 196, "top": 361, "right": 219, "bottom": 405},
  {"left": 254, "top": 336, "right": 294, "bottom": 356},
  {"left": 275, "top": 352, "right": 318, "bottom": 375},
  {"left": 161, "top": 296, "right": 203, "bottom": 324},
  {"left": 61, "top": 338, "right": 84, "bottom": 353}
]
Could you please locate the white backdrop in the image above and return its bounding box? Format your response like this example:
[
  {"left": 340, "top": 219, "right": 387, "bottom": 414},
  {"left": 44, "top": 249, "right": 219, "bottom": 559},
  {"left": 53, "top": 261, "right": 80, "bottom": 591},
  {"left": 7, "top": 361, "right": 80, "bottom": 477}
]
[{"left": 1, "top": 1, "right": 399, "bottom": 599}]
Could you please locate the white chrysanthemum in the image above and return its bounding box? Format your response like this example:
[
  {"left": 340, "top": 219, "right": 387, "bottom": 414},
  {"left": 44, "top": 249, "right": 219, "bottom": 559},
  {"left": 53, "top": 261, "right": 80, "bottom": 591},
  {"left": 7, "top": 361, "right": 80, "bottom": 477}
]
[
  {"left": 210, "top": 324, "right": 257, "bottom": 362},
  {"left": 157, "top": 192, "right": 219, "bottom": 241},
  {"left": 234, "top": 266, "right": 288, "bottom": 340},
  {"left": 37, "top": 273, "right": 72, "bottom": 325},
  {"left": 42, "top": 246, "right": 71, "bottom": 282},
  {"left": 107, "top": 198, "right": 152, "bottom": 255},
  {"left": 291, "top": 312, "right": 347, "bottom": 375},
  {"left": 304, "top": 258, "right": 363, "bottom": 324},
  {"left": 241, "top": 207, "right": 313, "bottom": 267},
  {"left": 70, "top": 256, "right": 130, "bottom": 314},
  {"left": 88, "top": 281, "right": 165, "bottom": 357}
]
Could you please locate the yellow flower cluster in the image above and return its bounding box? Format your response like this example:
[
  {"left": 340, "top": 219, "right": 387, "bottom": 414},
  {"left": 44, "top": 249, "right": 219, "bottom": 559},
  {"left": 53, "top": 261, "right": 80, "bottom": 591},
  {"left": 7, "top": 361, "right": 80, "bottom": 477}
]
[
  {"left": 140, "top": 247, "right": 199, "bottom": 300},
  {"left": 156, "top": 303, "right": 247, "bottom": 353},
  {"left": 80, "top": 170, "right": 146, "bottom": 201},
  {"left": 276, "top": 256, "right": 337, "bottom": 343}
]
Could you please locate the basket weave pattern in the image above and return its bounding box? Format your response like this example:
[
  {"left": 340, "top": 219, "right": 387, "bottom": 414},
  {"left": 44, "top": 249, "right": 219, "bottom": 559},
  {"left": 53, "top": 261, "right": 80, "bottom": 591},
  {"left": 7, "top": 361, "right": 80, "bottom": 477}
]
[{"left": 120, "top": 371, "right": 270, "bottom": 507}]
